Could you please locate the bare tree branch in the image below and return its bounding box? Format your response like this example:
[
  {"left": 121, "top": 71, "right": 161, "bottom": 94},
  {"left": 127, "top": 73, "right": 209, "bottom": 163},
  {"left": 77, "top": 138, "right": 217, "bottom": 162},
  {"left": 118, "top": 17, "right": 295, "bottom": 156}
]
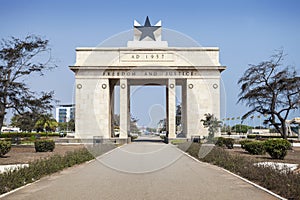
[{"left": 237, "top": 50, "right": 300, "bottom": 139}]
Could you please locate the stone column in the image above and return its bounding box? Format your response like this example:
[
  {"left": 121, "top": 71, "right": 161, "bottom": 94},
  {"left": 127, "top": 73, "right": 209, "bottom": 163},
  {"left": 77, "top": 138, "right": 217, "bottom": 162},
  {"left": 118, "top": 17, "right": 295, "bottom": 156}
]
[
  {"left": 110, "top": 83, "right": 114, "bottom": 138},
  {"left": 181, "top": 79, "right": 187, "bottom": 137},
  {"left": 168, "top": 79, "right": 176, "bottom": 139},
  {"left": 109, "top": 80, "right": 117, "bottom": 138},
  {"left": 127, "top": 81, "right": 131, "bottom": 135},
  {"left": 120, "top": 79, "right": 128, "bottom": 139}
]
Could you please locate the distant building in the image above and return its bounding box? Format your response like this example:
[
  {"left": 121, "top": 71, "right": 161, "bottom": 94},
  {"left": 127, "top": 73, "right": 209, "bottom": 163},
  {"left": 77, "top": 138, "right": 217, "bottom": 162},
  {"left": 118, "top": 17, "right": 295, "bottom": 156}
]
[
  {"left": 55, "top": 104, "right": 75, "bottom": 123},
  {"left": 1, "top": 126, "right": 20, "bottom": 133},
  {"left": 247, "top": 129, "right": 270, "bottom": 135}
]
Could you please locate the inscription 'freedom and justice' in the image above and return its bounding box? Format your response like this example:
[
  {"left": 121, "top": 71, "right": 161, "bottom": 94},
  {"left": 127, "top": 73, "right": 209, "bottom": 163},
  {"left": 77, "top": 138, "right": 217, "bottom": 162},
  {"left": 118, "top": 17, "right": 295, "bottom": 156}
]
[{"left": 102, "top": 71, "right": 197, "bottom": 76}]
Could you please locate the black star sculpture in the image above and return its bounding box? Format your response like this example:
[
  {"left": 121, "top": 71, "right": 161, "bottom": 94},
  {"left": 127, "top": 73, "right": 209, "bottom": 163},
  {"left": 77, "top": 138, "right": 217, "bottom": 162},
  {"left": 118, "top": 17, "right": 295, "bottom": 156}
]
[{"left": 135, "top": 16, "right": 160, "bottom": 41}]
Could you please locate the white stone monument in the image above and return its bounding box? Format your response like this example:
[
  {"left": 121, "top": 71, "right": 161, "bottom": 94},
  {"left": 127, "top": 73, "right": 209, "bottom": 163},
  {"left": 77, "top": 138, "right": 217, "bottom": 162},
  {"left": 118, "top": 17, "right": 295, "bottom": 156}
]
[{"left": 70, "top": 17, "right": 226, "bottom": 141}]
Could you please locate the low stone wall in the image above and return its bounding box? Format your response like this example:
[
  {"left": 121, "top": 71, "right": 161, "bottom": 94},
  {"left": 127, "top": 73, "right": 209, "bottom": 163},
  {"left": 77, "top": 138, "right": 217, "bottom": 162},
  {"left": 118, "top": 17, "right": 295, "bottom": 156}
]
[{"left": 54, "top": 137, "right": 130, "bottom": 145}]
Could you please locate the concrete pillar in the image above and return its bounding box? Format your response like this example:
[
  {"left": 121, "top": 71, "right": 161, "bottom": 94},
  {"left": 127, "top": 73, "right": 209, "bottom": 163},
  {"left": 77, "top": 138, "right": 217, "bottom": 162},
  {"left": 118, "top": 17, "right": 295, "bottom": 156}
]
[
  {"left": 110, "top": 83, "right": 114, "bottom": 138},
  {"left": 109, "top": 80, "right": 116, "bottom": 138},
  {"left": 186, "top": 79, "right": 213, "bottom": 139},
  {"left": 127, "top": 81, "right": 131, "bottom": 135},
  {"left": 168, "top": 79, "right": 176, "bottom": 139},
  {"left": 181, "top": 79, "right": 187, "bottom": 137},
  {"left": 120, "top": 79, "right": 128, "bottom": 139}
]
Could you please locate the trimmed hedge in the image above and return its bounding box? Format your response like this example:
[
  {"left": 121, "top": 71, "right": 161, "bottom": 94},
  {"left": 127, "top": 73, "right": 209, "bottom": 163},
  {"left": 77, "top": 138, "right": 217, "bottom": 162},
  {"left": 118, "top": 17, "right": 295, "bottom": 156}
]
[
  {"left": 264, "top": 139, "right": 291, "bottom": 159},
  {"left": 239, "top": 139, "right": 253, "bottom": 149},
  {"left": 0, "top": 132, "right": 60, "bottom": 138},
  {"left": 242, "top": 139, "right": 291, "bottom": 159},
  {"left": 244, "top": 141, "right": 266, "bottom": 155},
  {"left": 0, "top": 141, "right": 11, "bottom": 156},
  {"left": 34, "top": 140, "right": 55, "bottom": 152},
  {"left": 215, "top": 137, "right": 234, "bottom": 149}
]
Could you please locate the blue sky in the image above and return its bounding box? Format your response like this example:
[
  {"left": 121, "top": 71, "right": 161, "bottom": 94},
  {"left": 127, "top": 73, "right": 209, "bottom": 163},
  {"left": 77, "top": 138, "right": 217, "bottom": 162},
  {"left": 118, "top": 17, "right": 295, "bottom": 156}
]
[{"left": 1, "top": 0, "right": 300, "bottom": 127}]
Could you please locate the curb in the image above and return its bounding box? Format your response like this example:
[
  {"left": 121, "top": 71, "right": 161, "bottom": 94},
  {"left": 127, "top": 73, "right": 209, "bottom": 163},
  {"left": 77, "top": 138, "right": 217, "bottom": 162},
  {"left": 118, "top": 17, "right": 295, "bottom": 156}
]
[
  {"left": 175, "top": 147, "right": 287, "bottom": 200},
  {"left": 0, "top": 180, "right": 41, "bottom": 199}
]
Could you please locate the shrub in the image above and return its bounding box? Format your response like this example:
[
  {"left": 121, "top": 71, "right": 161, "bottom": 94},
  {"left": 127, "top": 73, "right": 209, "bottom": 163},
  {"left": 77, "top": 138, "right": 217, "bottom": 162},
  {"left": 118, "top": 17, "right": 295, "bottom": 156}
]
[
  {"left": 130, "top": 134, "right": 138, "bottom": 141},
  {"left": 0, "top": 141, "right": 11, "bottom": 156},
  {"left": 239, "top": 139, "right": 253, "bottom": 149},
  {"left": 247, "top": 134, "right": 260, "bottom": 139},
  {"left": 215, "top": 137, "right": 225, "bottom": 147},
  {"left": 201, "top": 146, "right": 248, "bottom": 172},
  {"left": 0, "top": 132, "right": 60, "bottom": 138},
  {"left": 244, "top": 141, "right": 266, "bottom": 155},
  {"left": 34, "top": 140, "right": 55, "bottom": 152},
  {"left": 215, "top": 137, "right": 234, "bottom": 149},
  {"left": 264, "top": 139, "right": 291, "bottom": 159},
  {"left": 223, "top": 138, "right": 234, "bottom": 149}
]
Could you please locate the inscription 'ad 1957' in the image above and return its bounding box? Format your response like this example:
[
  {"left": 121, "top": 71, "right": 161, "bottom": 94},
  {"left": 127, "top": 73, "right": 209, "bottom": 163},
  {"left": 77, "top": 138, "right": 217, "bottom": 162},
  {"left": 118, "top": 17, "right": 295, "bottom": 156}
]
[{"left": 120, "top": 52, "right": 173, "bottom": 62}]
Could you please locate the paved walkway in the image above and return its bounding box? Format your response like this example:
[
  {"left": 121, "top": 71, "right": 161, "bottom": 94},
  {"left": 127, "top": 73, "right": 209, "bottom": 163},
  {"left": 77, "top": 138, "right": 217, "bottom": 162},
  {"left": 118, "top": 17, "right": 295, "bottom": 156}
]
[{"left": 1, "top": 142, "right": 279, "bottom": 200}]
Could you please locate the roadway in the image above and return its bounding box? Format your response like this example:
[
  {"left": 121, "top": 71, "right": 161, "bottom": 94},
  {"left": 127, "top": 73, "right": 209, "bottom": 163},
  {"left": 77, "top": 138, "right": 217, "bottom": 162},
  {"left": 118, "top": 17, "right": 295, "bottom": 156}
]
[{"left": 1, "top": 141, "right": 278, "bottom": 200}]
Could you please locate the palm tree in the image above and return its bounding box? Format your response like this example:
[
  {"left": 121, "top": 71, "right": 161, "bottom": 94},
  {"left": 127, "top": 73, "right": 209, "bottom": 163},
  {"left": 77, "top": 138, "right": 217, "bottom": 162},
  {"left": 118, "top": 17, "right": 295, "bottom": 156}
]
[
  {"left": 35, "top": 114, "right": 58, "bottom": 132},
  {"left": 201, "top": 113, "right": 222, "bottom": 142}
]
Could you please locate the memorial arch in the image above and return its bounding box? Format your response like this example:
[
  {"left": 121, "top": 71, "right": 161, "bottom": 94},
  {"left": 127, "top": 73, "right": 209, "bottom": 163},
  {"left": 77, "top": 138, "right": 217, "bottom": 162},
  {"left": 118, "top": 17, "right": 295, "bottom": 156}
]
[{"left": 70, "top": 17, "right": 226, "bottom": 141}]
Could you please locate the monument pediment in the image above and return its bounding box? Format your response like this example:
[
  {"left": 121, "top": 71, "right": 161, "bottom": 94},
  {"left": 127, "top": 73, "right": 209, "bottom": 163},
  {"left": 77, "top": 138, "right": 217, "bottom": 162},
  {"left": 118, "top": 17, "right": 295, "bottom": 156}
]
[
  {"left": 71, "top": 17, "right": 224, "bottom": 68},
  {"left": 71, "top": 47, "right": 223, "bottom": 68}
]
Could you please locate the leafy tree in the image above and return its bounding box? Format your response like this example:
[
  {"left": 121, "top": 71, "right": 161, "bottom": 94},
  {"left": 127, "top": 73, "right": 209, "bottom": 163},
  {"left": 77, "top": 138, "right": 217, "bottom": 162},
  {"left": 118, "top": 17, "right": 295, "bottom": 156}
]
[
  {"left": 221, "top": 124, "right": 231, "bottom": 133},
  {"left": 157, "top": 119, "right": 166, "bottom": 133},
  {"left": 0, "top": 35, "right": 56, "bottom": 131},
  {"left": 34, "top": 114, "right": 58, "bottom": 132},
  {"left": 146, "top": 127, "right": 156, "bottom": 133},
  {"left": 130, "top": 115, "right": 139, "bottom": 134},
  {"left": 157, "top": 104, "right": 181, "bottom": 134},
  {"left": 112, "top": 114, "right": 140, "bottom": 134},
  {"left": 113, "top": 114, "right": 120, "bottom": 128},
  {"left": 201, "top": 113, "right": 222, "bottom": 141},
  {"left": 68, "top": 119, "right": 75, "bottom": 132},
  {"left": 238, "top": 50, "right": 300, "bottom": 139},
  {"left": 231, "top": 124, "right": 253, "bottom": 133},
  {"left": 58, "top": 119, "right": 75, "bottom": 132},
  {"left": 10, "top": 112, "right": 36, "bottom": 132},
  {"left": 176, "top": 104, "right": 181, "bottom": 126}
]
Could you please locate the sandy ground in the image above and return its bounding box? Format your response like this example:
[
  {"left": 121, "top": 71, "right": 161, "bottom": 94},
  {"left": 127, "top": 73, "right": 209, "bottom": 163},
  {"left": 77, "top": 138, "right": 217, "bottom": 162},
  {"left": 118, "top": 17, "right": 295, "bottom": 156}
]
[
  {"left": 0, "top": 144, "right": 85, "bottom": 165},
  {"left": 2, "top": 143, "right": 300, "bottom": 165},
  {"left": 226, "top": 147, "right": 300, "bottom": 166}
]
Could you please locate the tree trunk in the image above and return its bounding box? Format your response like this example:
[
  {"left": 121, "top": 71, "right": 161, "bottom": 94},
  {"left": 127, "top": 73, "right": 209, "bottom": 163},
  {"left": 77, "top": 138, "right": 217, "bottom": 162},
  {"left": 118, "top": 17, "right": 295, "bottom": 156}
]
[
  {"left": 281, "top": 120, "right": 288, "bottom": 139},
  {"left": 0, "top": 110, "right": 5, "bottom": 132}
]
